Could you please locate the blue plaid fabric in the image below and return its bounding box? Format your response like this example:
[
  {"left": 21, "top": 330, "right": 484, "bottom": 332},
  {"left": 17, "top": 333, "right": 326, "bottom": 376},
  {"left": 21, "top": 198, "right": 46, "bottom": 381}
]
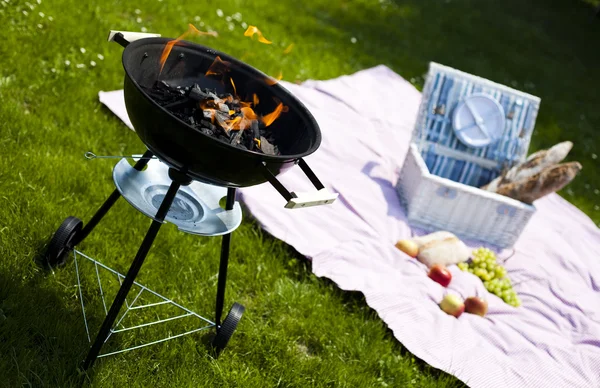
[{"left": 415, "top": 64, "right": 540, "bottom": 188}]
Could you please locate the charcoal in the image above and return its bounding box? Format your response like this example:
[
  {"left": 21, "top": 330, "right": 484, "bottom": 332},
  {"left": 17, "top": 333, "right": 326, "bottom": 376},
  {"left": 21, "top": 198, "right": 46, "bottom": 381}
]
[
  {"left": 154, "top": 80, "right": 173, "bottom": 91},
  {"left": 200, "top": 120, "right": 216, "bottom": 131},
  {"left": 230, "top": 129, "right": 244, "bottom": 145},
  {"left": 200, "top": 127, "right": 215, "bottom": 137},
  {"left": 259, "top": 136, "right": 278, "bottom": 155},
  {"left": 251, "top": 120, "right": 260, "bottom": 139},
  {"left": 206, "top": 91, "right": 220, "bottom": 100},
  {"left": 189, "top": 84, "right": 209, "bottom": 101},
  {"left": 147, "top": 81, "right": 282, "bottom": 155},
  {"left": 162, "top": 97, "right": 191, "bottom": 110}
]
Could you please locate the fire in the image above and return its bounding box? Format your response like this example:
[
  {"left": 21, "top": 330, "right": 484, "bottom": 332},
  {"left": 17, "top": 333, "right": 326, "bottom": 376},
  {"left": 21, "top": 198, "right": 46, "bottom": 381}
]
[
  {"left": 283, "top": 43, "right": 294, "bottom": 54},
  {"left": 261, "top": 102, "right": 287, "bottom": 127},
  {"left": 230, "top": 78, "right": 237, "bottom": 95},
  {"left": 265, "top": 71, "right": 283, "bottom": 86},
  {"left": 241, "top": 106, "right": 258, "bottom": 120},
  {"left": 243, "top": 25, "right": 272, "bottom": 44},
  {"left": 253, "top": 93, "right": 259, "bottom": 106},
  {"left": 205, "top": 56, "right": 231, "bottom": 77},
  {"left": 159, "top": 24, "right": 218, "bottom": 74}
]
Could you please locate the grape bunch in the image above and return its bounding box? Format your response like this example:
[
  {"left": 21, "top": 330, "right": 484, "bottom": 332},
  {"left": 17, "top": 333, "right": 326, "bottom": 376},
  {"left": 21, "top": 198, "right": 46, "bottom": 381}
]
[{"left": 457, "top": 247, "right": 521, "bottom": 307}]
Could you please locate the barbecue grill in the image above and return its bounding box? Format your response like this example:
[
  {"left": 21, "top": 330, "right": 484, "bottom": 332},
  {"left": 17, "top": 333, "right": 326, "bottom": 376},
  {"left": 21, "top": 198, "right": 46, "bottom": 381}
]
[{"left": 44, "top": 30, "right": 338, "bottom": 371}]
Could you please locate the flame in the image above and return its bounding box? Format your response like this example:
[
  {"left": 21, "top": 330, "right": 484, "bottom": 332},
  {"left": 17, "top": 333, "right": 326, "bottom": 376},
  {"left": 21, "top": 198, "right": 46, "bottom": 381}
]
[
  {"left": 241, "top": 106, "right": 258, "bottom": 120},
  {"left": 283, "top": 43, "right": 294, "bottom": 54},
  {"left": 223, "top": 116, "right": 242, "bottom": 132},
  {"left": 264, "top": 71, "right": 283, "bottom": 86},
  {"left": 254, "top": 138, "right": 261, "bottom": 149},
  {"left": 205, "top": 56, "right": 231, "bottom": 77},
  {"left": 159, "top": 24, "right": 218, "bottom": 74},
  {"left": 230, "top": 78, "right": 237, "bottom": 95},
  {"left": 261, "top": 102, "right": 287, "bottom": 127},
  {"left": 243, "top": 25, "right": 272, "bottom": 44},
  {"left": 253, "top": 93, "right": 259, "bottom": 106}
]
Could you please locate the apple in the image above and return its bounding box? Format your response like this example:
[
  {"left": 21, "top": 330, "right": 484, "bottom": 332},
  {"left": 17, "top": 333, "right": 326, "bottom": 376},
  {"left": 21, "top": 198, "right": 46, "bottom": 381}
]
[
  {"left": 464, "top": 296, "right": 488, "bottom": 317},
  {"left": 395, "top": 239, "right": 419, "bottom": 258},
  {"left": 439, "top": 294, "right": 464, "bottom": 318},
  {"left": 428, "top": 264, "right": 452, "bottom": 287}
]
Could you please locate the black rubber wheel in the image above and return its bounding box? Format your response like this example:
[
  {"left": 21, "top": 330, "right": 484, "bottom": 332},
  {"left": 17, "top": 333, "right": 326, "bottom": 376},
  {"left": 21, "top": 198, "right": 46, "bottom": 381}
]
[
  {"left": 45, "top": 216, "right": 83, "bottom": 267},
  {"left": 212, "top": 302, "right": 245, "bottom": 352}
]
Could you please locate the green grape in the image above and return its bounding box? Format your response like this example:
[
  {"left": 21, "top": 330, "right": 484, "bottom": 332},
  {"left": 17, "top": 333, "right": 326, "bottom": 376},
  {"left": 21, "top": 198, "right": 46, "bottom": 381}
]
[
  {"left": 494, "top": 267, "right": 505, "bottom": 278},
  {"left": 472, "top": 255, "right": 482, "bottom": 264},
  {"left": 483, "top": 281, "right": 490, "bottom": 289},
  {"left": 457, "top": 262, "right": 468, "bottom": 271},
  {"left": 482, "top": 272, "right": 492, "bottom": 281}
]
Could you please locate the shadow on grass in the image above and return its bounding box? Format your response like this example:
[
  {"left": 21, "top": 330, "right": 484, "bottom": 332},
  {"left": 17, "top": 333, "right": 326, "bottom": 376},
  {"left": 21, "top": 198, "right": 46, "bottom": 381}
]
[{"left": 0, "top": 268, "right": 91, "bottom": 387}]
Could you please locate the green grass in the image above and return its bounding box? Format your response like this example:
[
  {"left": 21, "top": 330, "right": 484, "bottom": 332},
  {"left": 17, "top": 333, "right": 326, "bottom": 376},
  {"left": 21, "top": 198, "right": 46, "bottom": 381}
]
[{"left": 1, "top": 0, "right": 599, "bottom": 386}]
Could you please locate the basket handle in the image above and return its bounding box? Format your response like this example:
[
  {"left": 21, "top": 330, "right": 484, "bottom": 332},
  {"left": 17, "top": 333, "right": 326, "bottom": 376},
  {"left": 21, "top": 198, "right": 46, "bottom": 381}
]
[{"left": 261, "top": 159, "right": 338, "bottom": 209}]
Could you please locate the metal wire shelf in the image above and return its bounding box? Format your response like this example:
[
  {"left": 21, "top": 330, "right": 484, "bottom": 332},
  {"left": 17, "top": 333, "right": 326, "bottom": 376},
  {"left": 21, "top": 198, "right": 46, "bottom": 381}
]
[{"left": 73, "top": 249, "right": 215, "bottom": 358}]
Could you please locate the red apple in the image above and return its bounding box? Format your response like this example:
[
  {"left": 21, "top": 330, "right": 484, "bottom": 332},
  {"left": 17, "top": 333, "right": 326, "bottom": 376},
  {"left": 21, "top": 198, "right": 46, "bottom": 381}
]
[
  {"left": 428, "top": 264, "right": 452, "bottom": 287},
  {"left": 464, "top": 296, "right": 488, "bottom": 317},
  {"left": 439, "top": 294, "right": 465, "bottom": 318}
]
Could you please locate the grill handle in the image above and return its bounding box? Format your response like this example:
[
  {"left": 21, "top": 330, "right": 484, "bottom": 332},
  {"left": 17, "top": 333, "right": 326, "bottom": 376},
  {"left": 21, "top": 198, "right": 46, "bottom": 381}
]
[
  {"left": 261, "top": 159, "right": 338, "bottom": 209},
  {"left": 107, "top": 30, "right": 162, "bottom": 48}
]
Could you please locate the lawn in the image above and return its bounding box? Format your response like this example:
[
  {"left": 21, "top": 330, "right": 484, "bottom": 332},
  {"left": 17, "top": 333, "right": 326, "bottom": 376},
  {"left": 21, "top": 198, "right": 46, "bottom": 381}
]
[{"left": 1, "top": 0, "right": 599, "bottom": 387}]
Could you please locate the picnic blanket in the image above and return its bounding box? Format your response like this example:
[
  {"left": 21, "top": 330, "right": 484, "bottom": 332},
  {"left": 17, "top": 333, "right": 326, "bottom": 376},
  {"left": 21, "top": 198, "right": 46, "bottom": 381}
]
[{"left": 100, "top": 65, "right": 600, "bottom": 388}]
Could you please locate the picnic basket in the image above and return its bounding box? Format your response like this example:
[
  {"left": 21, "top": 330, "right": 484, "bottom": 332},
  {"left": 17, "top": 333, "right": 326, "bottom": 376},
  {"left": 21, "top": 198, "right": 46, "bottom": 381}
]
[{"left": 396, "top": 62, "right": 541, "bottom": 248}]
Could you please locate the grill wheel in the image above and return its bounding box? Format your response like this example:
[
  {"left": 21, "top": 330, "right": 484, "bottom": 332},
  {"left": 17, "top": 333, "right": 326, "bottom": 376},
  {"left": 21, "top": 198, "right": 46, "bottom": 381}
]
[
  {"left": 212, "top": 302, "right": 245, "bottom": 354},
  {"left": 45, "top": 216, "right": 83, "bottom": 267}
]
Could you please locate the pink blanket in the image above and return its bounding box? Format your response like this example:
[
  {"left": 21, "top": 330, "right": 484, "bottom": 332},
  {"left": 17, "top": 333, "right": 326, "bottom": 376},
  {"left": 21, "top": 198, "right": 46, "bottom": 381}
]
[
  {"left": 237, "top": 66, "right": 600, "bottom": 387},
  {"left": 100, "top": 65, "right": 600, "bottom": 387}
]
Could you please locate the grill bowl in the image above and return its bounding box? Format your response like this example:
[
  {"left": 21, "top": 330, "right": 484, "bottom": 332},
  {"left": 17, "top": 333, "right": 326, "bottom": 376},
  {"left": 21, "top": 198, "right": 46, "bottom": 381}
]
[{"left": 121, "top": 37, "right": 321, "bottom": 187}]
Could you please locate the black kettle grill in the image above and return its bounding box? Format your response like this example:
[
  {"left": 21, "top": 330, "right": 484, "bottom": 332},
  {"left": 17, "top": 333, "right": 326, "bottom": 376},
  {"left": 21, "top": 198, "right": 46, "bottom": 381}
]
[{"left": 44, "top": 30, "right": 337, "bottom": 371}]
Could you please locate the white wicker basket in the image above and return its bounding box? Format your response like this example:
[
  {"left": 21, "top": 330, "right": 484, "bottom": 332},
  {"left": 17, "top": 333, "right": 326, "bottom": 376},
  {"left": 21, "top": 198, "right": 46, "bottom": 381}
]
[{"left": 396, "top": 63, "right": 540, "bottom": 248}]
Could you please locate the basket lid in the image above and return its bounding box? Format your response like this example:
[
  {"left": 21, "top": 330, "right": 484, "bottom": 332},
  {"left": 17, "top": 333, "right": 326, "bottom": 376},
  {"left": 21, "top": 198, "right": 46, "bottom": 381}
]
[{"left": 411, "top": 62, "right": 541, "bottom": 188}]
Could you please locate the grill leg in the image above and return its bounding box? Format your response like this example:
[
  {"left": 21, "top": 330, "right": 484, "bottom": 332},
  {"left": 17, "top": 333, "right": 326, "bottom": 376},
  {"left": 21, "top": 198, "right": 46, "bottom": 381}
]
[
  {"left": 215, "top": 187, "right": 237, "bottom": 326},
  {"left": 73, "top": 150, "right": 154, "bottom": 246},
  {"left": 81, "top": 177, "right": 180, "bottom": 371}
]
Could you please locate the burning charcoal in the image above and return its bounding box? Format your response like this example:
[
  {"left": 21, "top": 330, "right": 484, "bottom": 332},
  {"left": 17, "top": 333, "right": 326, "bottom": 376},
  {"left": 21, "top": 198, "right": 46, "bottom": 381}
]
[
  {"left": 235, "top": 143, "right": 248, "bottom": 151},
  {"left": 203, "top": 110, "right": 215, "bottom": 120},
  {"left": 188, "top": 84, "right": 209, "bottom": 101},
  {"left": 215, "top": 111, "right": 232, "bottom": 132},
  {"left": 230, "top": 129, "right": 244, "bottom": 145},
  {"left": 218, "top": 103, "right": 230, "bottom": 113},
  {"left": 206, "top": 91, "right": 220, "bottom": 100},
  {"left": 251, "top": 120, "right": 260, "bottom": 139},
  {"left": 259, "top": 136, "right": 278, "bottom": 155}
]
